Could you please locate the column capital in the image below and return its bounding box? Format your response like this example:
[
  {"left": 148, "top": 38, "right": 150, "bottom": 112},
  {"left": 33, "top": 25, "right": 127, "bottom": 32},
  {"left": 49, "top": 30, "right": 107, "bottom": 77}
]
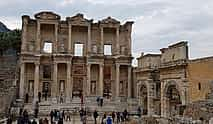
[
  {"left": 99, "top": 63, "right": 104, "bottom": 67},
  {"left": 34, "top": 62, "right": 40, "bottom": 66},
  {"left": 116, "top": 63, "right": 120, "bottom": 67}
]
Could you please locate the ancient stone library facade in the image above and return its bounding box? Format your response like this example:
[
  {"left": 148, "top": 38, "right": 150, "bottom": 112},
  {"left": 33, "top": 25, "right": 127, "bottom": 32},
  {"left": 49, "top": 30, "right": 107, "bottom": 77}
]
[
  {"left": 16, "top": 11, "right": 213, "bottom": 121},
  {"left": 19, "top": 11, "right": 133, "bottom": 104}
]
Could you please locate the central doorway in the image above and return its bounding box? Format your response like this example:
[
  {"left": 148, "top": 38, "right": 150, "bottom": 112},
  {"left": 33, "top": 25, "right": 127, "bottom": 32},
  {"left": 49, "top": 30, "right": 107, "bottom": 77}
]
[
  {"left": 42, "top": 82, "right": 51, "bottom": 100},
  {"left": 72, "top": 77, "right": 83, "bottom": 97}
]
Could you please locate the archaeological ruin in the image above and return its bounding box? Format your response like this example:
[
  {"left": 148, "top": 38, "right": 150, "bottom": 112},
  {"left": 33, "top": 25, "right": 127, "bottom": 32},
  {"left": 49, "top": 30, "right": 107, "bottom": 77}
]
[{"left": 1, "top": 11, "right": 213, "bottom": 123}]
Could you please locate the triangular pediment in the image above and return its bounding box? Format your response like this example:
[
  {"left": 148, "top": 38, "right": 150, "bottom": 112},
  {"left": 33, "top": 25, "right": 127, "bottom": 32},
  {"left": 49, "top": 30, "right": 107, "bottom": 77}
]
[
  {"left": 67, "top": 13, "right": 92, "bottom": 23},
  {"left": 100, "top": 17, "right": 120, "bottom": 24},
  {"left": 34, "top": 11, "right": 60, "bottom": 20}
]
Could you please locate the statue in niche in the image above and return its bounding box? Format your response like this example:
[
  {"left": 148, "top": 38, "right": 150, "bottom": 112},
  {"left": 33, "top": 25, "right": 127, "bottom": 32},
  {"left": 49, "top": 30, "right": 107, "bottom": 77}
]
[
  {"left": 91, "top": 81, "right": 96, "bottom": 94},
  {"left": 59, "top": 80, "right": 65, "bottom": 92}
]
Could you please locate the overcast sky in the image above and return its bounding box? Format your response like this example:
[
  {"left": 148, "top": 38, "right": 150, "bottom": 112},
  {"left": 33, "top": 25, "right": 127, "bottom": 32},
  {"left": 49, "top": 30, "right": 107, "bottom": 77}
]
[{"left": 0, "top": 0, "right": 213, "bottom": 65}]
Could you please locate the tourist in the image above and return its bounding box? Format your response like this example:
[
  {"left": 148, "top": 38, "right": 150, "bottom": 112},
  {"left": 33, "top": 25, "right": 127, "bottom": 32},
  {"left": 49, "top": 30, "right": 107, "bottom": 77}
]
[
  {"left": 106, "top": 116, "right": 112, "bottom": 124},
  {"left": 112, "top": 111, "right": 115, "bottom": 122},
  {"left": 34, "top": 101, "right": 39, "bottom": 118},
  {"left": 58, "top": 117, "right": 63, "bottom": 124},
  {"left": 116, "top": 112, "right": 120, "bottom": 123},
  {"left": 65, "top": 110, "right": 71, "bottom": 121},
  {"left": 17, "top": 116, "right": 23, "bottom": 124},
  {"left": 100, "top": 97, "right": 103, "bottom": 107},
  {"left": 123, "top": 109, "right": 128, "bottom": 121},
  {"left": 53, "top": 110, "right": 57, "bottom": 121},
  {"left": 82, "top": 115, "right": 87, "bottom": 124},
  {"left": 50, "top": 110, "right": 54, "bottom": 123},
  {"left": 43, "top": 118, "right": 49, "bottom": 124},
  {"left": 38, "top": 118, "right": 43, "bottom": 124},
  {"left": 96, "top": 96, "right": 100, "bottom": 106},
  {"left": 137, "top": 107, "right": 141, "bottom": 117},
  {"left": 101, "top": 113, "right": 107, "bottom": 124},
  {"left": 32, "top": 119, "right": 37, "bottom": 124},
  {"left": 38, "top": 92, "right": 41, "bottom": 102},
  {"left": 6, "top": 116, "right": 12, "bottom": 124},
  {"left": 79, "top": 108, "right": 84, "bottom": 121},
  {"left": 93, "top": 110, "right": 98, "bottom": 124},
  {"left": 62, "top": 110, "right": 65, "bottom": 120},
  {"left": 25, "top": 93, "right": 29, "bottom": 103},
  {"left": 120, "top": 112, "right": 124, "bottom": 122}
]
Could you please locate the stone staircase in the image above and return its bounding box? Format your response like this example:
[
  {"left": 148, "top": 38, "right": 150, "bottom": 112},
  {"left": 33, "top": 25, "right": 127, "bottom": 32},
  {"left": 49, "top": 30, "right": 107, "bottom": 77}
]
[{"left": 23, "top": 97, "right": 139, "bottom": 116}]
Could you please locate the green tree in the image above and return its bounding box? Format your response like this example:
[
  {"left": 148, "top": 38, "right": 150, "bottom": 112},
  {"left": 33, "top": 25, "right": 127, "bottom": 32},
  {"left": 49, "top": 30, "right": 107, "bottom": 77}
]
[{"left": 0, "top": 29, "right": 21, "bottom": 55}]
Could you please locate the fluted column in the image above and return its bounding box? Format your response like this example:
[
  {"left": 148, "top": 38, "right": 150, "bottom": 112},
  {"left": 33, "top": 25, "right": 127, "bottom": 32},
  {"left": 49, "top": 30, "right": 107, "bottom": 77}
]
[
  {"left": 66, "top": 62, "right": 71, "bottom": 103},
  {"left": 115, "top": 64, "right": 120, "bottom": 97},
  {"left": 99, "top": 64, "right": 104, "bottom": 96},
  {"left": 68, "top": 24, "right": 72, "bottom": 54},
  {"left": 100, "top": 27, "right": 104, "bottom": 55},
  {"left": 34, "top": 62, "right": 40, "bottom": 102},
  {"left": 54, "top": 23, "right": 58, "bottom": 53},
  {"left": 19, "top": 62, "right": 25, "bottom": 99},
  {"left": 87, "top": 64, "right": 91, "bottom": 96},
  {"left": 36, "top": 21, "right": 40, "bottom": 53},
  {"left": 87, "top": 25, "right": 91, "bottom": 55},
  {"left": 52, "top": 62, "right": 58, "bottom": 103},
  {"left": 127, "top": 65, "right": 132, "bottom": 97},
  {"left": 116, "top": 27, "right": 120, "bottom": 55}
]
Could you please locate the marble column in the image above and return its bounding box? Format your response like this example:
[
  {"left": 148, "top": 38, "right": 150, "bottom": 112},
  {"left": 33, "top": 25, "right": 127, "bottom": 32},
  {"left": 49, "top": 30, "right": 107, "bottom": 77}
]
[
  {"left": 100, "top": 27, "right": 104, "bottom": 54},
  {"left": 34, "top": 62, "right": 40, "bottom": 102},
  {"left": 115, "top": 64, "right": 120, "bottom": 97},
  {"left": 87, "top": 25, "right": 91, "bottom": 55},
  {"left": 19, "top": 62, "right": 25, "bottom": 99},
  {"left": 54, "top": 23, "right": 58, "bottom": 53},
  {"left": 52, "top": 62, "right": 58, "bottom": 103},
  {"left": 116, "top": 27, "right": 120, "bottom": 55},
  {"left": 66, "top": 62, "right": 71, "bottom": 103},
  {"left": 87, "top": 64, "right": 91, "bottom": 96},
  {"left": 21, "top": 17, "right": 28, "bottom": 52},
  {"left": 36, "top": 21, "right": 41, "bottom": 52},
  {"left": 99, "top": 64, "right": 104, "bottom": 96},
  {"left": 127, "top": 65, "right": 132, "bottom": 98},
  {"left": 68, "top": 24, "right": 72, "bottom": 54}
]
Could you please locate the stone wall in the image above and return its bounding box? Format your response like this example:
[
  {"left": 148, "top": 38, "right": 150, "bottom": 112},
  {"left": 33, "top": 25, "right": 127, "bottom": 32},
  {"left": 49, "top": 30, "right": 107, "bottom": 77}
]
[
  {"left": 187, "top": 57, "right": 213, "bottom": 102},
  {"left": 0, "top": 56, "right": 17, "bottom": 118}
]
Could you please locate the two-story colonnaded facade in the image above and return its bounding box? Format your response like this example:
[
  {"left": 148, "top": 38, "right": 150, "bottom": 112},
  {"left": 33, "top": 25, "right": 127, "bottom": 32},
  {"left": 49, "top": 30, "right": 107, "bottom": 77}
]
[{"left": 19, "top": 11, "right": 134, "bottom": 104}]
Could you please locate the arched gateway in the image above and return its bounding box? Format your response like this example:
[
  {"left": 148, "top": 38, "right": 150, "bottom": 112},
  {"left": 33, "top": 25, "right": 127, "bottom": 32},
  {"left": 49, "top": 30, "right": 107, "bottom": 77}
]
[{"left": 161, "top": 81, "right": 184, "bottom": 117}]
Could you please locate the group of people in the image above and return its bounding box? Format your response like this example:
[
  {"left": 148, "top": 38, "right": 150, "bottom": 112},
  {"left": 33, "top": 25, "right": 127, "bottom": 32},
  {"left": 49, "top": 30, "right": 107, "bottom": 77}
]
[
  {"left": 49, "top": 109, "right": 72, "bottom": 123},
  {"left": 96, "top": 96, "right": 104, "bottom": 107},
  {"left": 92, "top": 109, "right": 129, "bottom": 124}
]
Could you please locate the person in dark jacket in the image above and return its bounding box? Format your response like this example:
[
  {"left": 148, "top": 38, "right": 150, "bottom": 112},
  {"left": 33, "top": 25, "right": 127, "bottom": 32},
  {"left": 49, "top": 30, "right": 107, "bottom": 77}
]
[
  {"left": 93, "top": 110, "right": 98, "bottom": 124},
  {"left": 50, "top": 110, "right": 54, "bottom": 123},
  {"left": 112, "top": 111, "right": 115, "bottom": 122},
  {"left": 116, "top": 112, "right": 120, "bottom": 123}
]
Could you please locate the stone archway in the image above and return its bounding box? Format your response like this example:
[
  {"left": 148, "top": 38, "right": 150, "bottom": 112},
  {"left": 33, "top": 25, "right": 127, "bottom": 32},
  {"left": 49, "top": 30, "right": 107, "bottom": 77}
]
[
  {"left": 162, "top": 81, "right": 183, "bottom": 117},
  {"left": 138, "top": 83, "right": 148, "bottom": 115}
]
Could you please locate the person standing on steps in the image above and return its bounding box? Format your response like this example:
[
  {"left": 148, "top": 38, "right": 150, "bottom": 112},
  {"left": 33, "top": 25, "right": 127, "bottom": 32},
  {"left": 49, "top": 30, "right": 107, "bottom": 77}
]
[
  {"left": 25, "top": 93, "right": 29, "bottom": 103},
  {"left": 38, "top": 92, "right": 41, "bottom": 102},
  {"left": 96, "top": 96, "right": 100, "bottom": 106},
  {"left": 93, "top": 110, "right": 99, "bottom": 124},
  {"left": 100, "top": 97, "right": 103, "bottom": 107}
]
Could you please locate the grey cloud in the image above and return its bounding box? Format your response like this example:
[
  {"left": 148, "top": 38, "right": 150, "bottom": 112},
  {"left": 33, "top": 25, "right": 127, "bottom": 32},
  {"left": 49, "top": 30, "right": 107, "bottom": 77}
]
[{"left": 0, "top": 0, "right": 212, "bottom": 62}]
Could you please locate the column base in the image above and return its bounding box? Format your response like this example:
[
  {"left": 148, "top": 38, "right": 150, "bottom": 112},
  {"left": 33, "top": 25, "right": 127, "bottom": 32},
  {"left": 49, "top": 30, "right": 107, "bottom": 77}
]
[
  {"left": 66, "top": 97, "right": 71, "bottom": 103},
  {"left": 52, "top": 97, "right": 57, "bottom": 104}
]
